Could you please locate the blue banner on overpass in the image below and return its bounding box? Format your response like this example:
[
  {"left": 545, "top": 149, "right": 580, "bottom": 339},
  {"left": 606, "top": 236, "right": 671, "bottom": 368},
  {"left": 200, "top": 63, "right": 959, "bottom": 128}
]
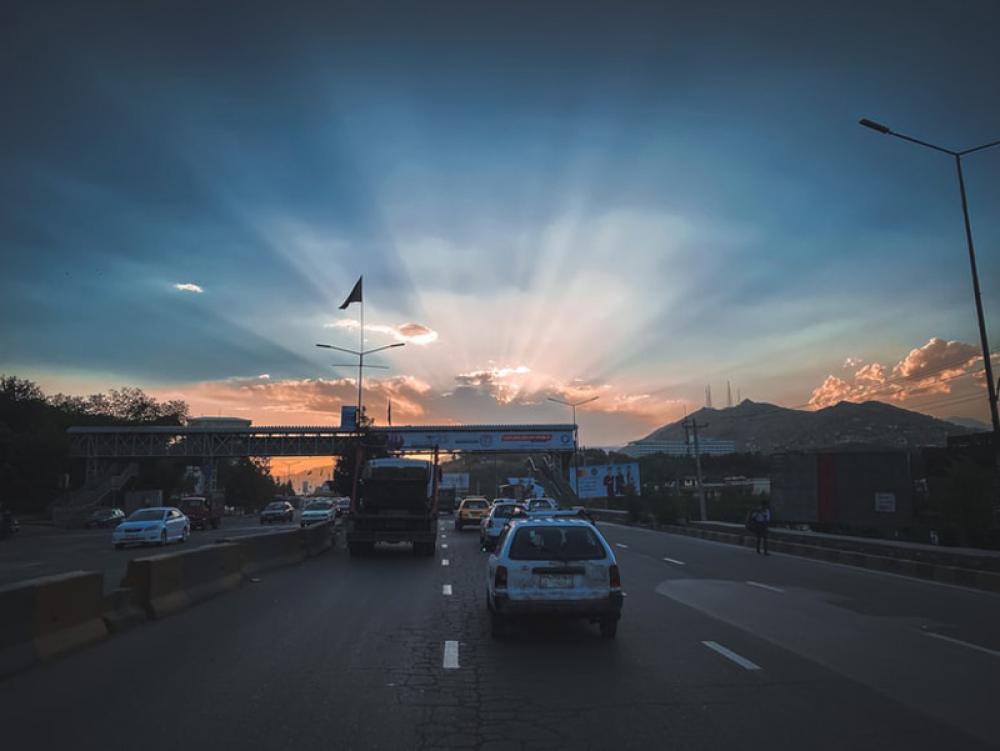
[{"left": 379, "top": 425, "right": 575, "bottom": 453}]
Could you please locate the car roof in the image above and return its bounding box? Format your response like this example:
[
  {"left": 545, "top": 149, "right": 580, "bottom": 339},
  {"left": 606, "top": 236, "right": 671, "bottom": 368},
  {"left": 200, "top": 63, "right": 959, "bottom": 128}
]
[
  {"left": 507, "top": 517, "right": 597, "bottom": 528},
  {"left": 132, "top": 506, "right": 171, "bottom": 512}
]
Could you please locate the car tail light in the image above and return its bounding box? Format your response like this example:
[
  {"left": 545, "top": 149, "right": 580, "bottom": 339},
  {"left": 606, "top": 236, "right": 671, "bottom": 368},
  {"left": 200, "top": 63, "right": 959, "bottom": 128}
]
[
  {"left": 495, "top": 565, "right": 508, "bottom": 589},
  {"left": 609, "top": 565, "right": 621, "bottom": 589}
]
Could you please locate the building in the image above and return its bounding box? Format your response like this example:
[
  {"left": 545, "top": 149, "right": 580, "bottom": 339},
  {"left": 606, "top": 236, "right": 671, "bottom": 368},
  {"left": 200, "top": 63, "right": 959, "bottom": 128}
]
[
  {"left": 621, "top": 438, "right": 737, "bottom": 457},
  {"left": 771, "top": 451, "right": 913, "bottom": 527}
]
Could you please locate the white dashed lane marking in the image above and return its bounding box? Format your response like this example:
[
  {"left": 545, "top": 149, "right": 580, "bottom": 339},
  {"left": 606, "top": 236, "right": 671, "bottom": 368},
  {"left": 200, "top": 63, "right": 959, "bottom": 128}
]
[
  {"left": 441, "top": 559, "right": 450, "bottom": 566},
  {"left": 615, "top": 543, "right": 628, "bottom": 549},
  {"left": 663, "top": 557, "right": 686, "bottom": 566},
  {"left": 924, "top": 632, "right": 1000, "bottom": 659},
  {"left": 442, "top": 584, "right": 452, "bottom": 596},
  {"left": 702, "top": 641, "right": 761, "bottom": 671},
  {"left": 443, "top": 640, "right": 460, "bottom": 669},
  {"left": 746, "top": 581, "right": 784, "bottom": 593}
]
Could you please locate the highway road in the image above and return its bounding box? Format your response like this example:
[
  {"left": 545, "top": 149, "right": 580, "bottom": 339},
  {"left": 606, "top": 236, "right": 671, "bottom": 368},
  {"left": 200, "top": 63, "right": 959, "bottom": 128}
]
[
  {"left": 0, "top": 516, "right": 303, "bottom": 592},
  {"left": 1, "top": 518, "right": 998, "bottom": 750}
]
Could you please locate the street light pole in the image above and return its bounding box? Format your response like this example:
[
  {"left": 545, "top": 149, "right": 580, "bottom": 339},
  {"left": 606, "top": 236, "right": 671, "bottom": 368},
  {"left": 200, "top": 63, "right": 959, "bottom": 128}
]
[
  {"left": 859, "top": 118, "right": 1000, "bottom": 438},
  {"left": 548, "top": 396, "right": 599, "bottom": 497},
  {"left": 316, "top": 341, "right": 405, "bottom": 424}
]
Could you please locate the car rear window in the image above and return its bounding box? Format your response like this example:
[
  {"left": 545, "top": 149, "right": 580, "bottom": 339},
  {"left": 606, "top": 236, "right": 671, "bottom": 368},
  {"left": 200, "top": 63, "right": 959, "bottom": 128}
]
[
  {"left": 307, "top": 502, "right": 333, "bottom": 511},
  {"left": 464, "top": 500, "right": 487, "bottom": 509},
  {"left": 128, "top": 509, "right": 166, "bottom": 522},
  {"left": 492, "top": 505, "right": 518, "bottom": 518},
  {"left": 507, "top": 526, "right": 607, "bottom": 561}
]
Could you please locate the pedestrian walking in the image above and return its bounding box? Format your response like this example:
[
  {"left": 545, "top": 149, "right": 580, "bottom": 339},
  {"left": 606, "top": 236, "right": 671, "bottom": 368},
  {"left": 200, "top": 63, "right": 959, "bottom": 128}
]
[{"left": 748, "top": 499, "right": 771, "bottom": 555}]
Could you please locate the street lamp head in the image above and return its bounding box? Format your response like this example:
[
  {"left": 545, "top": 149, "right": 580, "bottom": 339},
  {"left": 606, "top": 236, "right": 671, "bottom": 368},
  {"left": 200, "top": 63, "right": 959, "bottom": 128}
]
[
  {"left": 859, "top": 118, "right": 891, "bottom": 135},
  {"left": 547, "top": 397, "right": 570, "bottom": 406}
]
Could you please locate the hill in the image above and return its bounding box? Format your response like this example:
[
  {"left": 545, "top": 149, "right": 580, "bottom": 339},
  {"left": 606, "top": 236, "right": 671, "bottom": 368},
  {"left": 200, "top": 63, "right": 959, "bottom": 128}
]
[{"left": 636, "top": 399, "right": 973, "bottom": 454}]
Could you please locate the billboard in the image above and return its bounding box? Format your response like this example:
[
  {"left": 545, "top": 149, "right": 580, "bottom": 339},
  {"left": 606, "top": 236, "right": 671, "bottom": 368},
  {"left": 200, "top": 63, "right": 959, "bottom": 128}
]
[
  {"left": 571, "top": 463, "right": 641, "bottom": 499},
  {"left": 440, "top": 473, "right": 471, "bottom": 491},
  {"left": 379, "top": 427, "right": 575, "bottom": 453}
]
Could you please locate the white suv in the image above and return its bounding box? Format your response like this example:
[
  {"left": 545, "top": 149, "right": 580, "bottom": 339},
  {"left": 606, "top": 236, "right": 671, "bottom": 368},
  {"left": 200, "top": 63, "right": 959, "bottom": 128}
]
[
  {"left": 480, "top": 501, "right": 523, "bottom": 551},
  {"left": 486, "top": 518, "right": 623, "bottom": 639}
]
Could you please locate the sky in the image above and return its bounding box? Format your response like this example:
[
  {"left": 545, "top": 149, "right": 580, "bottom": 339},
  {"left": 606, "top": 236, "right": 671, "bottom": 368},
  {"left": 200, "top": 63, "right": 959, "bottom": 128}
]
[{"left": 2, "top": 0, "right": 999, "bottom": 445}]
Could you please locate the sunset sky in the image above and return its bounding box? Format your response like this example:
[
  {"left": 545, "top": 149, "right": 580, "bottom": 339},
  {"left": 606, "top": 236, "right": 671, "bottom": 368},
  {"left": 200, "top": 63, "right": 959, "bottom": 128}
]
[{"left": 3, "top": 1, "right": 999, "bottom": 445}]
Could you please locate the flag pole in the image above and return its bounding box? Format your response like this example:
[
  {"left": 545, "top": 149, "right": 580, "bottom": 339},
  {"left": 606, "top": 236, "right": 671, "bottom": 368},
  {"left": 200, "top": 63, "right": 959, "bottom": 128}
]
[{"left": 358, "top": 279, "right": 364, "bottom": 419}]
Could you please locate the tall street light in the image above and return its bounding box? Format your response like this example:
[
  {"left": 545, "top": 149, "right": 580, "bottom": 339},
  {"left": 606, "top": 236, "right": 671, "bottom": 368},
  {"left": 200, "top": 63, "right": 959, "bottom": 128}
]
[
  {"left": 548, "top": 395, "right": 599, "bottom": 496},
  {"left": 316, "top": 341, "right": 405, "bottom": 421},
  {"left": 859, "top": 118, "right": 1000, "bottom": 438}
]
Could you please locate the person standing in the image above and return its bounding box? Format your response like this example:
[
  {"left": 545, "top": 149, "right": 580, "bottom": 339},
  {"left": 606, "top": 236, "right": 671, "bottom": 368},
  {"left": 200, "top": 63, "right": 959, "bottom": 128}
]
[{"left": 749, "top": 499, "right": 771, "bottom": 555}]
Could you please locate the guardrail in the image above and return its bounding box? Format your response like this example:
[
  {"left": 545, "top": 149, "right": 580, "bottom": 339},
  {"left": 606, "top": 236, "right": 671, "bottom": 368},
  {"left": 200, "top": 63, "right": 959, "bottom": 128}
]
[{"left": 0, "top": 521, "right": 336, "bottom": 679}]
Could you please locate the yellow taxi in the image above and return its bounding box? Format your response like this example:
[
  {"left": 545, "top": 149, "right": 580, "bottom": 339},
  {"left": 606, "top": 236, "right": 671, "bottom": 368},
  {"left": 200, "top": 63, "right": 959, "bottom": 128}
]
[{"left": 455, "top": 496, "right": 490, "bottom": 531}]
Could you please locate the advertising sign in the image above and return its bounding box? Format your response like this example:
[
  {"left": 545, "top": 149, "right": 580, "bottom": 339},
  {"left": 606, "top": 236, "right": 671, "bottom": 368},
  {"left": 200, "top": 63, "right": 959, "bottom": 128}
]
[
  {"left": 440, "top": 473, "right": 470, "bottom": 491},
  {"left": 571, "top": 463, "right": 641, "bottom": 499},
  {"left": 505, "top": 477, "right": 546, "bottom": 498},
  {"left": 378, "top": 427, "right": 575, "bottom": 453},
  {"left": 340, "top": 406, "right": 358, "bottom": 430},
  {"left": 874, "top": 492, "right": 896, "bottom": 513}
]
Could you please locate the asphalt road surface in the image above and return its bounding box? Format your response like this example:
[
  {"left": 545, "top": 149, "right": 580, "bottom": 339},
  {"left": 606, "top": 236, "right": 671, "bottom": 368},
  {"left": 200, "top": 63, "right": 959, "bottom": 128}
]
[
  {"left": 1, "top": 519, "right": 998, "bottom": 750},
  {"left": 0, "top": 516, "right": 302, "bottom": 592}
]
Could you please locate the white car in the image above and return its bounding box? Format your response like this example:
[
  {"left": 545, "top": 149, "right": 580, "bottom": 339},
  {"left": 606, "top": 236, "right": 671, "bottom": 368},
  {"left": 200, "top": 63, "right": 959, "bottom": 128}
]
[
  {"left": 301, "top": 500, "right": 335, "bottom": 527},
  {"left": 113, "top": 507, "right": 190, "bottom": 549},
  {"left": 486, "top": 517, "right": 623, "bottom": 639},
  {"left": 480, "top": 502, "right": 524, "bottom": 551},
  {"left": 526, "top": 498, "right": 558, "bottom": 512}
]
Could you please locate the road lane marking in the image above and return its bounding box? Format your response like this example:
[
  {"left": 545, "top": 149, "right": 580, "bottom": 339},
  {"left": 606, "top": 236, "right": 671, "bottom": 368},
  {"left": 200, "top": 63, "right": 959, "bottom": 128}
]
[
  {"left": 441, "top": 559, "right": 450, "bottom": 566},
  {"left": 746, "top": 581, "right": 784, "bottom": 593},
  {"left": 663, "top": 557, "right": 686, "bottom": 566},
  {"left": 615, "top": 543, "right": 629, "bottom": 549},
  {"left": 443, "top": 640, "right": 460, "bottom": 669},
  {"left": 441, "top": 543, "right": 448, "bottom": 549},
  {"left": 442, "top": 584, "right": 452, "bottom": 596},
  {"left": 924, "top": 632, "right": 1000, "bottom": 659},
  {"left": 702, "top": 641, "right": 761, "bottom": 671}
]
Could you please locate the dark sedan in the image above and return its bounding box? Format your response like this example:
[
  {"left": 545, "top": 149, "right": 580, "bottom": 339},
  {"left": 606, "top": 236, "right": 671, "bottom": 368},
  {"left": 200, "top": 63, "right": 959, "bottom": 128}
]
[
  {"left": 259, "top": 501, "right": 295, "bottom": 524},
  {"left": 86, "top": 507, "right": 126, "bottom": 528}
]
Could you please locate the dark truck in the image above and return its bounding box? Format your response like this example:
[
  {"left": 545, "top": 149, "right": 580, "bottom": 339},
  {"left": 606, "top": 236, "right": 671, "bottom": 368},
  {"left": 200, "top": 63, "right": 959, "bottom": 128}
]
[
  {"left": 347, "top": 457, "right": 439, "bottom": 557},
  {"left": 178, "top": 495, "right": 223, "bottom": 530}
]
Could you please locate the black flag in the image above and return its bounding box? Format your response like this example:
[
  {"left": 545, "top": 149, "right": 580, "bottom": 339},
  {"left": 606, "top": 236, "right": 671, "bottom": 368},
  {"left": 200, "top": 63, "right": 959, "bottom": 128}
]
[{"left": 338, "top": 276, "right": 363, "bottom": 309}]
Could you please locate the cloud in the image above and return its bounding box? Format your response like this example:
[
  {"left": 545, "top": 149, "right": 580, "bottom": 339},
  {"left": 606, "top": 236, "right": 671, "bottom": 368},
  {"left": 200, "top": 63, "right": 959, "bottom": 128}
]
[
  {"left": 173, "top": 283, "right": 204, "bottom": 293},
  {"left": 843, "top": 357, "right": 863, "bottom": 369},
  {"left": 323, "top": 319, "right": 439, "bottom": 345},
  {"left": 808, "top": 338, "right": 984, "bottom": 410}
]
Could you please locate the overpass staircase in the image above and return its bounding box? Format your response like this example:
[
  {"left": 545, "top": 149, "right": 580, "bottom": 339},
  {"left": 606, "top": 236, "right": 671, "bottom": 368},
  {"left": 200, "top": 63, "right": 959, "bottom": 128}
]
[
  {"left": 50, "top": 462, "right": 138, "bottom": 526},
  {"left": 528, "top": 456, "right": 579, "bottom": 506}
]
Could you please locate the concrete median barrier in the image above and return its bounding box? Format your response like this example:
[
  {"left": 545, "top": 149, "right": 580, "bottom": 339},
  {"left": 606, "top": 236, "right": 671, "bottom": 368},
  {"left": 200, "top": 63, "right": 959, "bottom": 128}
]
[
  {"left": 0, "top": 571, "right": 108, "bottom": 678},
  {"left": 123, "top": 543, "right": 243, "bottom": 619},
  {"left": 238, "top": 528, "right": 307, "bottom": 576},
  {"left": 300, "top": 521, "right": 334, "bottom": 557}
]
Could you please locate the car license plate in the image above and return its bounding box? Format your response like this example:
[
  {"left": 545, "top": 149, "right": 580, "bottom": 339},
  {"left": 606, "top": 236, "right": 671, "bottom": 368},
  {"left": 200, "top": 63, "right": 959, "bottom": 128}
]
[{"left": 539, "top": 574, "right": 573, "bottom": 589}]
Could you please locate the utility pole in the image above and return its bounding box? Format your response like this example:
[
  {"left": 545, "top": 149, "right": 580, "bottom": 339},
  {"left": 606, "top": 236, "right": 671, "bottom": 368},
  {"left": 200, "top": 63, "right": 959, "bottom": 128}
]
[{"left": 683, "top": 417, "right": 709, "bottom": 521}]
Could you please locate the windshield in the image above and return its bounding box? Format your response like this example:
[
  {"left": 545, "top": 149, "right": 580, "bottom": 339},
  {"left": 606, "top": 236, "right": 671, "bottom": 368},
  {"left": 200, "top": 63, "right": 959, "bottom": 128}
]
[
  {"left": 464, "top": 500, "right": 488, "bottom": 509},
  {"left": 529, "top": 500, "right": 554, "bottom": 510},
  {"left": 508, "top": 526, "right": 607, "bottom": 561},
  {"left": 492, "top": 505, "right": 518, "bottom": 518},
  {"left": 179, "top": 499, "right": 205, "bottom": 509},
  {"left": 306, "top": 502, "right": 332, "bottom": 511},
  {"left": 127, "top": 509, "right": 166, "bottom": 522}
]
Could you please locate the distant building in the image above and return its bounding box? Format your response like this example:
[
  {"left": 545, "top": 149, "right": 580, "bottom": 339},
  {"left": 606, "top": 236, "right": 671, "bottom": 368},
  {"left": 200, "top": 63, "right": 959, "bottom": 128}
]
[{"left": 621, "top": 438, "right": 737, "bottom": 457}]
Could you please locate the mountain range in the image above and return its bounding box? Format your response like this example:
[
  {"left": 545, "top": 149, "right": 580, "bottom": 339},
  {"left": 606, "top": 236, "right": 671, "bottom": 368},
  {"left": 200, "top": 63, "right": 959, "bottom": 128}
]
[{"left": 635, "top": 399, "right": 977, "bottom": 454}]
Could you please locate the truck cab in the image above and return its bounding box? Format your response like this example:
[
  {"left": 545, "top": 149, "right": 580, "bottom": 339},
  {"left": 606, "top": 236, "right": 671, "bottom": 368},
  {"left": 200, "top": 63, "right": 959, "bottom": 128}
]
[{"left": 177, "top": 495, "right": 223, "bottom": 530}]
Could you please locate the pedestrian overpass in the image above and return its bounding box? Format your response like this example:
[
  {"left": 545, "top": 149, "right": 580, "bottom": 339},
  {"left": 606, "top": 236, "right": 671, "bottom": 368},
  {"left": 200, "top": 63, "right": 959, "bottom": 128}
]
[
  {"left": 62, "top": 423, "right": 579, "bottom": 514},
  {"left": 67, "top": 423, "right": 577, "bottom": 459}
]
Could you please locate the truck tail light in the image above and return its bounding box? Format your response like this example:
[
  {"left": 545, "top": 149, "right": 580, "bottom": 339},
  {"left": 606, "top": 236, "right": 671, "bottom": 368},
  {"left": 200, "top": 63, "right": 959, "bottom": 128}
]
[
  {"left": 609, "top": 565, "right": 621, "bottom": 589},
  {"left": 495, "top": 565, "right": 508, "bottom": 589}
]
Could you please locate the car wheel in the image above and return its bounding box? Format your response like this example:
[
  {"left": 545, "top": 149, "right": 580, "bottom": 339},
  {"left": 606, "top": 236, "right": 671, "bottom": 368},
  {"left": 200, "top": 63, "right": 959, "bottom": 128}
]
[
  {"left": 159, "top": 530, "right": 167, "bottom": 546},
  {"left": 182, "top": 526, "right": 190, "bottom": 543},
  {"left": 490, "top": 611, "right": 507, "bottom": 640},
  {"left": 599, "top": 619, "right": 618, "bottom": 639}
]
